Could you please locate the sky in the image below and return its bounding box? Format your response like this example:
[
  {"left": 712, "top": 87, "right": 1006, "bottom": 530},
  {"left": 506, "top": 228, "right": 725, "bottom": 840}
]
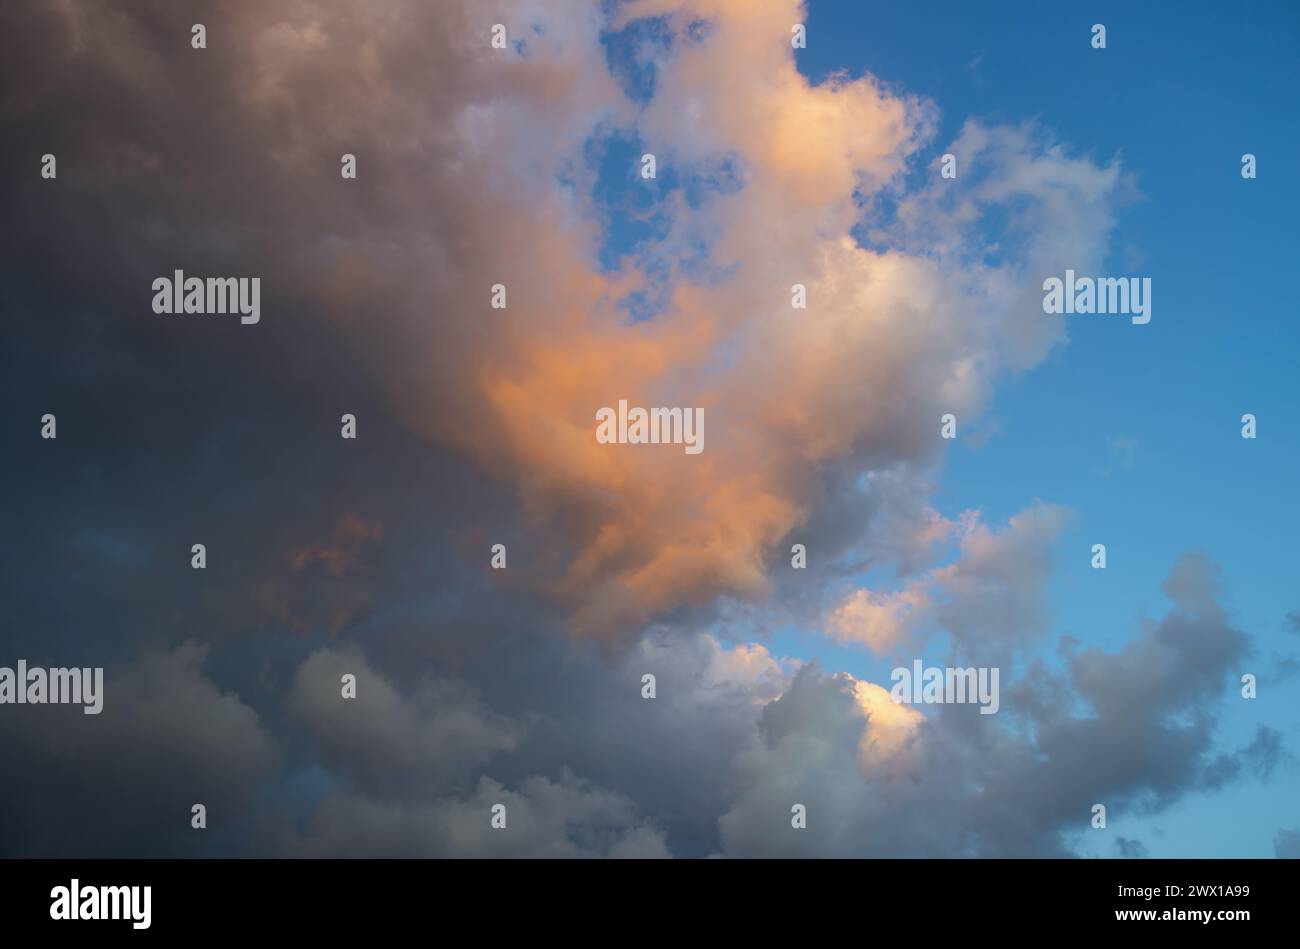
[
  {"left": 777, "top": 0, "right": 1300, "bottom": 857},
  {"left": 0, "top": 0, "right": 1297, "bottom": 858}
]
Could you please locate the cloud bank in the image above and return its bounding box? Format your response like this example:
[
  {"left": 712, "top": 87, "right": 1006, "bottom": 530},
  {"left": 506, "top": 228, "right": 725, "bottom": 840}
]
[{"left": 0, "top": 0, "right": 1282, "bottom": 858}]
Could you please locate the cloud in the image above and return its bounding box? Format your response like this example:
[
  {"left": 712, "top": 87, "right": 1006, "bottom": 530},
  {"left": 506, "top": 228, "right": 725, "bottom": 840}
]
[
  {"left": 934, "top": 502, "right": 1071, "bottom": 660},
  {"left": 0, "top": 642, "right": 275, "bottom": 856},
  {"left": 0, "top": 0, "right": 1126, "bottom": 645},
  {"left": 1160, "top": 550, "right": 1227, "bottom": 619},
  {"left": 1276, "top": 828, "right": 1300, "bottom": 859},
  {"left": 288, "top": 770, "right": 670, "bottom": 858},
  {"left": 1115, "top": 837, "right": 1148, "bottom": 859},
  {"left": 828, "top": 584, "right": 932, "bottom": 653},
  {"left": 287, "top": 646, "right": 524, "bottom": 797},
  {"left": 718, "top": 664, "right": 895, "bottom": 857},
  {"left": 1, "top": 0, "right": 1280, "bottom": 860},
  {"left": 1071, "top": 552, "right": 1246, "bottom": 721},
  {"left": 288, "top": 632, "right": 800, "bottom": 858},
  {"left": 823, "top": 502, "right": 1069, "bottom": 660},
  {"left": 290, "top": 516, "right": 382, "bottom": 577},
  {"left": 1200, "top": 726, "right": 1284, "bottom": 790},
  {"left": 716, "top": 553, "right": 1270, "bottom": 857}
]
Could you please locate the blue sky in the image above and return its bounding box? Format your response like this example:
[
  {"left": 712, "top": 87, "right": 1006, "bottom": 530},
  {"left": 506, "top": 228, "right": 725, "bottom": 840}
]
[{"left": 758, "top": 0, "right": 1300, "bottom": 856}]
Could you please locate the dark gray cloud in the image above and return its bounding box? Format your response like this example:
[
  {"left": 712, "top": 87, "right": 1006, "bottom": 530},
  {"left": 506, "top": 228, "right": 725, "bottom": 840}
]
[
  {"left": 1115, "top": 837, "right": 1148, "bottom": 859},
  {"left": 286, "top": 773, "right": 671, "bottom": 859},
  {"left": 287, "top": 646, "right": 524, "bottom": 797},
  {"left": 0, "top": 642, "right": 274, "bottom": 856}
]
